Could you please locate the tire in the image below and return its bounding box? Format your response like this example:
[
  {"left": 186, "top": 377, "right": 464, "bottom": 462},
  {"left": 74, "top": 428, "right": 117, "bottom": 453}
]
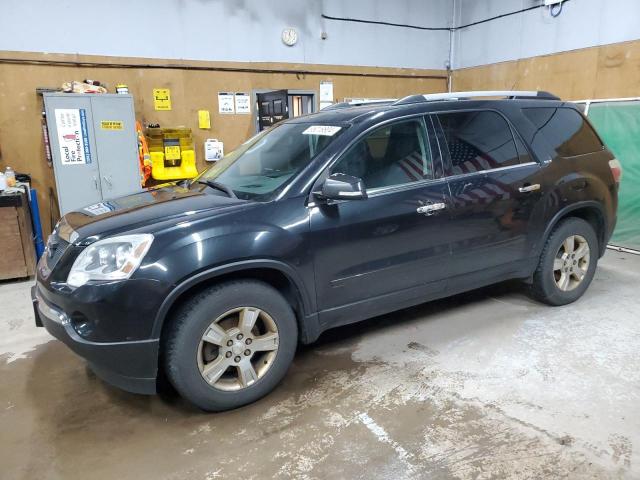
[
  {"left": 531, "top": 217, "right": 598, "bottom": 306},
  {"left": 164, "top": 280, "right": 298, "bottom": 411}
]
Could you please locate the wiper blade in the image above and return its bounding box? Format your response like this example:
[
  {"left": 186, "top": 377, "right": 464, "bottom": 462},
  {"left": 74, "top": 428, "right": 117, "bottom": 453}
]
[{"left": 196, "top": 180, "right": 237, "bottom": 198}]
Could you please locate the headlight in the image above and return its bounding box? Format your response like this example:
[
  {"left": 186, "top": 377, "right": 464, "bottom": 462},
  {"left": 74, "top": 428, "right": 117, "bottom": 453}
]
[{"left": 67, "top": 234, "right": 154, "bottom": 287}]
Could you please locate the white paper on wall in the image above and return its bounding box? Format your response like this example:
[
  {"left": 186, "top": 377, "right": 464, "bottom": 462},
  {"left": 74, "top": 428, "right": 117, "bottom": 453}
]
[
  {"left": 218, "top": 92, "right": 235, "bottom": 114},
  {"left": 320, "top": 81, "right": 333, "bottom": 102},
  {"left": 234, "top": 93, "right": 251, "bottom": 114}
]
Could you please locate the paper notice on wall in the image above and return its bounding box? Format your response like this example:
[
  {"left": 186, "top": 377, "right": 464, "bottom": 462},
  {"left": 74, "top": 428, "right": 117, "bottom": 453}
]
[
  {"left": 320, "top": 81, "right": 333, "bottom": 102},
  {"left": 218, "top": 92, "right": 235, "bottom": 114},
  {"left": 153, "top": 88, "right": 172, "bottom": 111},
  {"left": 55, "top": 108, "right": 91, "bottom": 165},
  {"left": 235, "top": 93, "right": 251, "bottom": 114}
]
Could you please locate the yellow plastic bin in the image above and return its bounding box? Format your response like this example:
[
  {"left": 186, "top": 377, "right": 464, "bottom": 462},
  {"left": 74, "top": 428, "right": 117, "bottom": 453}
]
[{"left": 147, "top": 127, "right": 199, "bottom": 180}]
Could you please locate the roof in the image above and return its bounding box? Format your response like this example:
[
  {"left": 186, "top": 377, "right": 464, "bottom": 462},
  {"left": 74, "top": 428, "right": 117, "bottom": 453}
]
[
  {"left": 287, "top": 94, "right": 568, "bottom": 126},
  {"left": 286, "top": 103, "right": 396, "bottom": 125}
]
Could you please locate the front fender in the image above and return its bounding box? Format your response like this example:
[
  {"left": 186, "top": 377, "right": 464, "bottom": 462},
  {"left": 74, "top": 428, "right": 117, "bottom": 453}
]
[
  {"left": 143, "top": 198, "right": 315, "bottom": 340},
  {"left": 150, "top": 258, "right": 315, "bottom": 339}
]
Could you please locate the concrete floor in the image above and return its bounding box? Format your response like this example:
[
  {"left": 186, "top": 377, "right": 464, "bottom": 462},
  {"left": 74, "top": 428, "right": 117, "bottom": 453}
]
[{"left": 1, "top": 252, "right": 638, "bottom": 480}]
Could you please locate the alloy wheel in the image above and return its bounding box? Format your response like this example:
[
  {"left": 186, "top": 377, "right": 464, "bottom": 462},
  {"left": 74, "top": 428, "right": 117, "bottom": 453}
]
[
  {"left": 553, "top": 234, "right": 590, "bottom": 292},
  {"left": 197, "top": 307, "right": 279, "bottom": 391}
]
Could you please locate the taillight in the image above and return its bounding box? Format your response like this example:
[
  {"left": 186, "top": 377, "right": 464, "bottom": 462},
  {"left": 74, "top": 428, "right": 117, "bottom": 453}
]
[{"left": 609, "top": 159, "right": 623, "bottom": 183}]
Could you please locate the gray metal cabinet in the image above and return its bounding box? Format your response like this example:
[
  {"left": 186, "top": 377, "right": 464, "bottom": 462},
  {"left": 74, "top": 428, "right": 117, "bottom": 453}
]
[{"left": 43, "top": 93, "right": 142, "bottom": 215}]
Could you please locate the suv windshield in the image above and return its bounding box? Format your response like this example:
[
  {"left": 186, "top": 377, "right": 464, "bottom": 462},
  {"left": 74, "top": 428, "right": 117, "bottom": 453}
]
[{"left": 194, "top": 123, "right": 346, "bottom": 201}]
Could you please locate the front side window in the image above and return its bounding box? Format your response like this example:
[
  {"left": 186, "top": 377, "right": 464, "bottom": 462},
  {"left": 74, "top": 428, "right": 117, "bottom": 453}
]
[
  {"left": 437, "top": 111, "right": 520, "bottom": 175},
  {"left": 331, "top": 119, "right": 432, "bottom": 190},
  {"left": 196, "top": 123, "right": 346, "bottom": 200}
]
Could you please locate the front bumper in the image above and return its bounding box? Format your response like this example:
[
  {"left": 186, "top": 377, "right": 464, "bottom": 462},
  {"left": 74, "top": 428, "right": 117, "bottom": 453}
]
[{"left": 32, "top": 285, "right": 159, "bottom": 394}]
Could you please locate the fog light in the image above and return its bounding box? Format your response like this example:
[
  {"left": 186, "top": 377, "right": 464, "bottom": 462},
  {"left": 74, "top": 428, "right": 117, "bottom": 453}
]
[{"left": 70, "top": 312, "right": 94, "bottom": 339}]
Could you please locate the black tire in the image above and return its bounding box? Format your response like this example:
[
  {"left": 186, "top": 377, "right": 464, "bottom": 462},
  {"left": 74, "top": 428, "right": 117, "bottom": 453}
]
[
  {"left": 164, "top": 280, "right": 297, "bottom": 411},
  {"left": 531, "top": 217, "right": 598, "bottom": 306}
]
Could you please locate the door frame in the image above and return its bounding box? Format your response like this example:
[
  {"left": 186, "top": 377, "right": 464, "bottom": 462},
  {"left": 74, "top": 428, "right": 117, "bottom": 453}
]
[{"left": 252, "top": 89, "right": 318, "bottom": 133}]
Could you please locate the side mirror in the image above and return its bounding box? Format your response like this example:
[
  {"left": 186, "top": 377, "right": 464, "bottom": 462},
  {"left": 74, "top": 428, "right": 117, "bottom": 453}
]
[{"left": 319, "top": 173, "right": 367, "bottom": 201}]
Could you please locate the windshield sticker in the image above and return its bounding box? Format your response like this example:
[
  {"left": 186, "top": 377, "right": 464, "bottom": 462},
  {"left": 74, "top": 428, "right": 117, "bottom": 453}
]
[{"left": 302, "top": 125, "right": 342, "bottom": 136}]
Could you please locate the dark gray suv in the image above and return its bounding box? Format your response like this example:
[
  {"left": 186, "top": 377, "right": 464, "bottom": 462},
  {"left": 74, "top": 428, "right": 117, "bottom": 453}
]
[{"left": 33, "top": 91, "right": 620, "bottom": 411}]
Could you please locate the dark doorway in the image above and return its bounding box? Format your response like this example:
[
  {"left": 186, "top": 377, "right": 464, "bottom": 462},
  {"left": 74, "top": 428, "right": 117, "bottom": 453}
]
[{"left": 257, "top": 90, "right": 289, "bottom": 131}]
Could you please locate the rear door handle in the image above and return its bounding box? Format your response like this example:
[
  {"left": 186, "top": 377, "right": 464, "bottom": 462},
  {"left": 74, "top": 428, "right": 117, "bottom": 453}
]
[
  {"left": 417, "top": 202, "right": 446, "bottom": 215},
  {"left": 518, "top": 184, "right": 540, "bottom": 193}
]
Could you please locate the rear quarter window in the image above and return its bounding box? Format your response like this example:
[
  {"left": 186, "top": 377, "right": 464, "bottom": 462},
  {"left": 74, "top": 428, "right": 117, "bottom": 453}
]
[{"left": 522, "top": 107, "right": 603, "bottom": 157}]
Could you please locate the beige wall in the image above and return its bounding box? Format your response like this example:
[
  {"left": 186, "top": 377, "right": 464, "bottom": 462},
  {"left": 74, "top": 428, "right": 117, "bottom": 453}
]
[
  {"left": 453, "top": 39, "right": 640, "bottom": 101},
  {"left": 6, "top": 40, "right": 639, "bottom": 238},
  {"left": 0, "top": 51, "right": 447, "bottom": 235}
]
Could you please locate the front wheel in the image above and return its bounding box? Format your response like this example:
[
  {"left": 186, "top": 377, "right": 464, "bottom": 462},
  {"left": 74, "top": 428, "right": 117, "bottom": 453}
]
[
  {"left": 164, "top": 280, "right": 298, "bottom": 411},
  {"left": 531, "top": 217, "right": 598, "bottom": 306}
]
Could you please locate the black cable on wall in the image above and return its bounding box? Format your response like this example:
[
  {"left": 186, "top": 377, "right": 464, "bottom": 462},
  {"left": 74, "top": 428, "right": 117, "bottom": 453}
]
[
  {"left": 321, "top": 0, "right": 570, "bottom": 32},
  {"left": 320, "top": 13, "right": 449, "bottom": 31}
]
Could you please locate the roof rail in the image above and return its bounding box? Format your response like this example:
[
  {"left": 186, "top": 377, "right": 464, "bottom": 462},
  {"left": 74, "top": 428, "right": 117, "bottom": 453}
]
[
  {"left": 393, "top": 90, "right": 560, "bottom": 105},
  {"left": 323, "top": 98, "right": 397, "bottom": 110}
]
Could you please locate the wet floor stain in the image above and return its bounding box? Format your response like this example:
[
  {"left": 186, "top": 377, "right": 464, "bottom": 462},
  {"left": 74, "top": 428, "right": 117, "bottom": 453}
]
[{"left": 1, "top": 253, "right": 639, "bottom": 479}]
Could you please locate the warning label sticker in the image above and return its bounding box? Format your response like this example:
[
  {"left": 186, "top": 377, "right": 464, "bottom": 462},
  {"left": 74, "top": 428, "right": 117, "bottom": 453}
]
[{"left": 100, "top": 120, "right": 124, "bottom": 130}]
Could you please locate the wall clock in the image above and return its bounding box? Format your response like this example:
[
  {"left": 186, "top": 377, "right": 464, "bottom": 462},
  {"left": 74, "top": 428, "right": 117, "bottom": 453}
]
[{"left": 282, "top": 28, "right": 298, "bottom": 47}]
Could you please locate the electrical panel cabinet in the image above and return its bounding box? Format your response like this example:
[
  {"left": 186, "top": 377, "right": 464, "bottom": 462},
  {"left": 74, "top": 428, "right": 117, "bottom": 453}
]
[{"left": 43, "top": 93, "right": 142, "bottom": 215}]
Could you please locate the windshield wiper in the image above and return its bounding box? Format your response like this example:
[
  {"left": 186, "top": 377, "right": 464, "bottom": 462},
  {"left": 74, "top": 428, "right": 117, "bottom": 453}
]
[{"left": 196, "top": 180, "right": 237, "bottom": 198}]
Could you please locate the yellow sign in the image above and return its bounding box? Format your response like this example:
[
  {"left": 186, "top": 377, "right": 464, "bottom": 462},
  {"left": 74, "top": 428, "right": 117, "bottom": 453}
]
[
  {"left": 164, "top": 145, "right": 181, "bottom": 161},
  {"left": 100, "top": 120, "right": 124, "bottom": 130},
  {"left": 198, "top": 110, "right": 211, "bottom": 129},
  {"left": 153, "top": 88, "right": 172, "bottom": 111}
]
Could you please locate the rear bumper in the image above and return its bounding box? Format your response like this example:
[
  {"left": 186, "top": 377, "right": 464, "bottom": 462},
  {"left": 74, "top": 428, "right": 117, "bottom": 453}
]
[{"left": 32, "top": 285, "right": 159, "bottom": 394}]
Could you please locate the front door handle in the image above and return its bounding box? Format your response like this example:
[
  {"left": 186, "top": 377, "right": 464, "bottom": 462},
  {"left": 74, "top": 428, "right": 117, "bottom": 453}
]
[
  {"left": 417, "top": 202, "right": 446, "bottom": 216},
  {"left": 518, "top": 183, "right": 540, "bottom": 193}
]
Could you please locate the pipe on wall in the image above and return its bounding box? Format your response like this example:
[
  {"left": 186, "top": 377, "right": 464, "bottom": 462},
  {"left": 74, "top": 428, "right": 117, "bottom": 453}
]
[{"left": 0, "top": 57, "right": 447, "bottom": 81}]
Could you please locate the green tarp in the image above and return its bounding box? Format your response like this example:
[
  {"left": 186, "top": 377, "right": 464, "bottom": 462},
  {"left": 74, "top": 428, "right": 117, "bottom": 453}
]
[{"left": 587, "top": 102, "right": 640, "bottom": 250}]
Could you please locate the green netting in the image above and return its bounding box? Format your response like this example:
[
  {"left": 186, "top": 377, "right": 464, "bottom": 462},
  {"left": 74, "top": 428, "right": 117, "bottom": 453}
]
[{"left": 587, "top": 102, "right": 640, "bottom": 250}]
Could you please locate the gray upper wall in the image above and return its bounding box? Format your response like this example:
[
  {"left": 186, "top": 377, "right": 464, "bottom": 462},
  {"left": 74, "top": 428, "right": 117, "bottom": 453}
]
[
  {"left": 0, "top": 0, "right": 452, "bottom": 70},
  {"left": 6, "top": 0, "right": 639, "bottom": 72},
  {"left": 453, "top": 0, "right": 640, "bottom": 69}
]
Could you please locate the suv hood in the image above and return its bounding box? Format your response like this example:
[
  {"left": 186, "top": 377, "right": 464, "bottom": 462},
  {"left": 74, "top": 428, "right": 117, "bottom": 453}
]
[{"left": 59, "top": 185, "right": 249, "bottom": 243}]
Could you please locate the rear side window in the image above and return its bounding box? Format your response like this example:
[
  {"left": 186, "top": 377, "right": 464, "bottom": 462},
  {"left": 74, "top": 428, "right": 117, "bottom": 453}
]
[
  {"left": 522, "top": 107, "right": 603, "bottom": 157},
  {"left": 436, "top": 111, "right": 520, "bottom": 176}
]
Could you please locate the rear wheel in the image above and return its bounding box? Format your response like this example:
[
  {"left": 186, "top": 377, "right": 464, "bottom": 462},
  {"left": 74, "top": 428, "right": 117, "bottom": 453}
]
[
  {"left": 531, "top": 217, "right": 598, "bottom": 306},
  {"left": 165, "top": 280, "right": 297, "bottom": 411}
]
